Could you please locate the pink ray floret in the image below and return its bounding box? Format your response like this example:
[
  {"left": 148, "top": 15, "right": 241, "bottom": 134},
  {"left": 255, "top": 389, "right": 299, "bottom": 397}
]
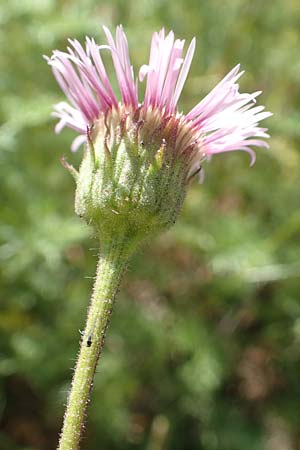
[{"left": 45, "top": 25, "right": 272, "bottom": 159}]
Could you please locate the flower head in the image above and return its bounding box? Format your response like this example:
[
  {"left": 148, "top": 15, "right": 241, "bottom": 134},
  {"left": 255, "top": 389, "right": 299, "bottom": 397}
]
[
  {"left": 46, "top": 26, "right": 271, "bottom": 163},
  {"left": 45, "top": 26, "right": 272, "bottom": 243}
]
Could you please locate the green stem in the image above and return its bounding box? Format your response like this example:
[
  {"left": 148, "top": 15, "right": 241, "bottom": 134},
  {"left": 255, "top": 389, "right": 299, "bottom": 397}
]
[{"left": 58, "top": 235, "right": 132, "bottom": 450}]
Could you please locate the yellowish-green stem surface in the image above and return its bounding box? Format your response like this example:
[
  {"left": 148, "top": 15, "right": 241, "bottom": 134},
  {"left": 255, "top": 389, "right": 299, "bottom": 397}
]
[{"left": 57, "top": 236, "right": 131, "bottom": 450}]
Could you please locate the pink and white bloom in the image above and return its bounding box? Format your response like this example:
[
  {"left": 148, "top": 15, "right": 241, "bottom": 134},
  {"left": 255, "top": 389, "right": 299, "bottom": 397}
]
[
  {"left": 46, "top": 28, "right": 272, "bottom": 450},
  {"left": 45, "top": 25, "right": 271, "bottom": 167}
]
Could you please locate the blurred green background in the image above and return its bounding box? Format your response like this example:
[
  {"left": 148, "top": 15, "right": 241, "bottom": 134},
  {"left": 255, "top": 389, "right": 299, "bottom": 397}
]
[{"left": 1, "top": 0, "right": 300, "bottom": 449}]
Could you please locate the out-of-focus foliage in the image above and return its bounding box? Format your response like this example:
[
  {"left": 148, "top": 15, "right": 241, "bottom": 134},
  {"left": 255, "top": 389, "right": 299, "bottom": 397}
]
[{"left": 1, "top": 0, "right": 300, "bottom": 449}]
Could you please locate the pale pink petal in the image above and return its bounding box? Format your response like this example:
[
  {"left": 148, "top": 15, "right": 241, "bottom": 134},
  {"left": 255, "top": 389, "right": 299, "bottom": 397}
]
[
  {"left": 103, "top": 25, "right": 138, "bottom": 108},
  {"left": 185, "top": 64, "right": 272, "bottom": 161},
  {"left": 171, "top": 37, "right": 196, "bottom": 110},
  {"left": 71, "top": 134, "right": 87, "bottom": 152},
  {"left": 140, "top": 30, "right": 195, "bottom": 113}
]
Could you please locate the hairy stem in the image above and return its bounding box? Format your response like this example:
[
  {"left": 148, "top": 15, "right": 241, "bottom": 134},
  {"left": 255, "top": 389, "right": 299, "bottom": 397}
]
[{"left": 58, "top": 236, "right": 132, "bottom": 450}]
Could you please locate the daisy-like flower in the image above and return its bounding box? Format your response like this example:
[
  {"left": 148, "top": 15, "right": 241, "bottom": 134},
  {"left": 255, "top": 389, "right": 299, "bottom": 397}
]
[
  {"left": 46, "top": 26, "right": 271, "bottom": 164},
  {"left": 46, "top": 26, "right": 272, "bottom": 450},
  {"left": 45, "top": 25, "right": 272, "bottom": 242},
  {"left": 45, "top": 25, "right": 272, "bottom": 240}
]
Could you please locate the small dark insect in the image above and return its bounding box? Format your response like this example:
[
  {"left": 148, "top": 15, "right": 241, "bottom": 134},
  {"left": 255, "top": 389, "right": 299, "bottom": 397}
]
[
  {"left": 86, "top": 320, "right": 96, "bottom": 347},
  {"left": 86, "top": 334, "right": 93, "bottom": 347}
]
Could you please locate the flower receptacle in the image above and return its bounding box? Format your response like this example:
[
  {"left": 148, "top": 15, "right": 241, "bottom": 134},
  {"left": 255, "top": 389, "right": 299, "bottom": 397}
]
[{"left": 72, "top": 111, "right": 189, "bottom": 251}]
